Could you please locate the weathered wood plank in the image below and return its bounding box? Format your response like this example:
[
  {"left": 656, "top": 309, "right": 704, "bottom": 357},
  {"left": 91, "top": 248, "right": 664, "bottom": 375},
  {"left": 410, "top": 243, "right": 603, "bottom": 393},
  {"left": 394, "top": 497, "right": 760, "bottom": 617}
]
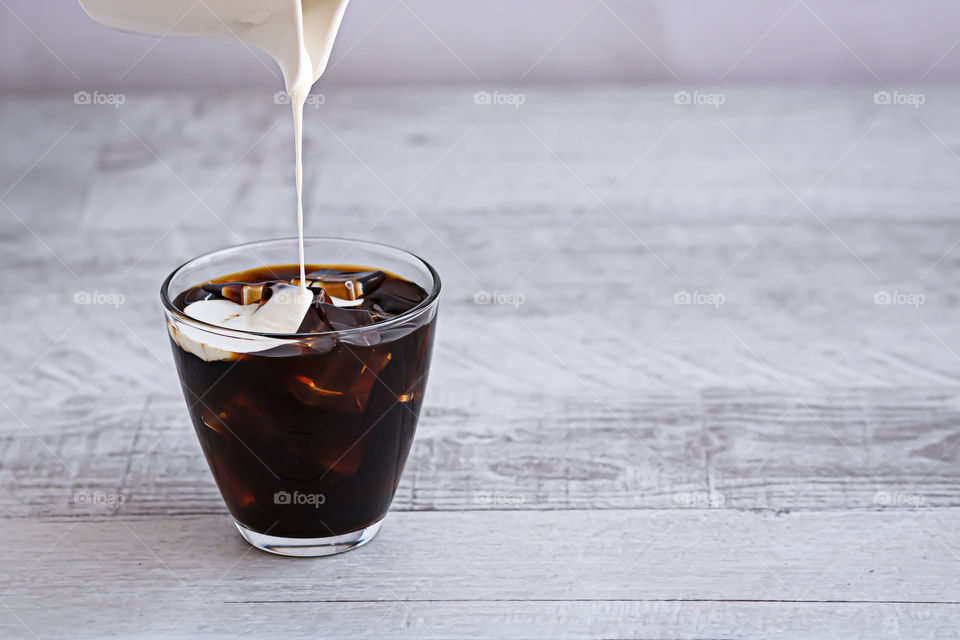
[
  {"left": 2, "top": 599, "right": 957, "bottom": 640},
  {"left": 706, "top": 387, "right": 960, "bottom": 509},
  {"left": 1, "top": 510, "right": 959, "bottom": 639},
  {"left": 6, "top": 88, "right": 960, "bottom": 234},
  {"left": 3, "top": 241, "right": 960, "bottom": 517},
  {"left": 5, "top": 383, "right": 960, "bottom": 516}
]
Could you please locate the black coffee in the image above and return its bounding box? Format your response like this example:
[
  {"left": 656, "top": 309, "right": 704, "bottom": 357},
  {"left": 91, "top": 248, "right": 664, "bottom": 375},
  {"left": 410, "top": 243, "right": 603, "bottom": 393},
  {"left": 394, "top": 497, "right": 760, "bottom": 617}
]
[{"left": 169, "top": 264, "right": 435, "bottom": 538}]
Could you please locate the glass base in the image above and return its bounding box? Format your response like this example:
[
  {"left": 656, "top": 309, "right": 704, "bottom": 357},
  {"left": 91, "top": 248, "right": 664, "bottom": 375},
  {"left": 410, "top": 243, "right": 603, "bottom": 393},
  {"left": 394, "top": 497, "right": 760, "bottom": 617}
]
[{"left": 235, "top": 518, "right": 384, "bottom": 557}]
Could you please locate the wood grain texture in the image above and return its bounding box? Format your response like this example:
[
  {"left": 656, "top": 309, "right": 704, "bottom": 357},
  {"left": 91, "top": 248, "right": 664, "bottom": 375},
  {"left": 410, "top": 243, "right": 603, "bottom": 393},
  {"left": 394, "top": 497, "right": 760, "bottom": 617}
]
[
  {"left": 2, "top": 86, "right": 960, "bottom": 638},
  {"left": 2, "top": 511, "right": 960, "bottom": 639},
  {"left": 11, "top": 508, "right": 960, "bottom": 601}
]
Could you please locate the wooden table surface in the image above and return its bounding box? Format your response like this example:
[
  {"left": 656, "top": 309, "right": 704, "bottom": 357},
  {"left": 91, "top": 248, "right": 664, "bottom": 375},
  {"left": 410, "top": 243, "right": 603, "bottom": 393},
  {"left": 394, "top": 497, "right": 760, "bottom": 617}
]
[{"left": 2, "top": 86, "right": 960, "bottom": 638}]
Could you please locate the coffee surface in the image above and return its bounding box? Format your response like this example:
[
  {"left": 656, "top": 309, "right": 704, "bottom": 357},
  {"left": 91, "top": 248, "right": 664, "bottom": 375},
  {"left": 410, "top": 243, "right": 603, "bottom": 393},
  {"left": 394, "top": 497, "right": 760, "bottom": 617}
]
[{"left": 174, "top": 263, "right": 429, "bottom": 335}]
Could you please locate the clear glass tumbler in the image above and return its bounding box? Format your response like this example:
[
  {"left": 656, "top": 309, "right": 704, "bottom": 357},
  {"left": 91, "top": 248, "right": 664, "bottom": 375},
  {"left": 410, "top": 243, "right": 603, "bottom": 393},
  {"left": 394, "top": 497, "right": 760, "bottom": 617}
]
[{"left": 160, "top": 238, "right": 440, "bottom": 556}]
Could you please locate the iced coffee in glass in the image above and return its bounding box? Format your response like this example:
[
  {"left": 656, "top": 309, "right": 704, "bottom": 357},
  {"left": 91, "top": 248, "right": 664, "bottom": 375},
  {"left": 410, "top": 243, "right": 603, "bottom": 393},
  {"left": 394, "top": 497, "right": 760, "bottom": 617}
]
[{"left": 160, "top": 237, "right": 439, "bottom": 556}]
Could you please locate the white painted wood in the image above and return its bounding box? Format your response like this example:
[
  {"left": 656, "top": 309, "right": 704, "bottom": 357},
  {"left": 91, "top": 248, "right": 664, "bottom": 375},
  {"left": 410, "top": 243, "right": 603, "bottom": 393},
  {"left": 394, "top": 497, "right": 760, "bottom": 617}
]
[
  {"left": 2, "top": 511, "right": 960, "bottom": 639},
  {"left": 2, "top": 86, "right": 960, "bottom": 638}
]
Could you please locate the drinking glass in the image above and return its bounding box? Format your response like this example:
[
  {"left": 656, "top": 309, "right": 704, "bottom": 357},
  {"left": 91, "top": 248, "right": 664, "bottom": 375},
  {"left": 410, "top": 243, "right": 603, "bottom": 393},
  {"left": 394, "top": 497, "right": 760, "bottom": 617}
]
[{"left": 160, "top": 238, "right": 440, "bottom": 556}]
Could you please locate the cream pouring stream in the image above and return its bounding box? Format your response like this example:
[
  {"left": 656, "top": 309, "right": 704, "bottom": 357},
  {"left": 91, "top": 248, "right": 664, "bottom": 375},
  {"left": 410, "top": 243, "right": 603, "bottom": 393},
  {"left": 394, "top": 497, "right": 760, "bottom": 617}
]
[{"left": 79, "top": 0, "right": 350, "bottom": 290}]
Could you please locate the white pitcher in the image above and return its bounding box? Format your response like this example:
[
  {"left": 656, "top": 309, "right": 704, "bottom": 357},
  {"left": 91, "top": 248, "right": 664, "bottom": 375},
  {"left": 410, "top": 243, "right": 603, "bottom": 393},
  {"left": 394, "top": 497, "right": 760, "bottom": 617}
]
[{"left": 78, "top": 0, "right": 350, "bottom": 92}]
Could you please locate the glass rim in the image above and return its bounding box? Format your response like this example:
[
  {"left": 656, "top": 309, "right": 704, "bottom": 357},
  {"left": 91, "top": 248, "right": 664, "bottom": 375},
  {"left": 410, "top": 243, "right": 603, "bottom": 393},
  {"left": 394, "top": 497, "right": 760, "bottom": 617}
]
[{"left": 159, "top": 236, "right": 441, "bottom": 340}]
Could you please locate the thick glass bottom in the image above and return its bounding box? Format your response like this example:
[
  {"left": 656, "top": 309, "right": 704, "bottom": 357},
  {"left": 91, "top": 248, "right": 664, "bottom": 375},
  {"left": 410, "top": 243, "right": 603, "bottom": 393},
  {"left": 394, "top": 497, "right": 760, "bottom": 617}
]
[{"left": 235, "top": 518, "right": 384, "bottom": 557}]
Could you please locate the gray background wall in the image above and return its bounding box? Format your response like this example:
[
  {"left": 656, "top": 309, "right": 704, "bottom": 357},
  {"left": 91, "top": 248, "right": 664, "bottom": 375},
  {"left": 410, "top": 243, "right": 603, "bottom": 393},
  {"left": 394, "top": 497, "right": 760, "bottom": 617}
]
[{"left": 2, "top": 0, "right": 960, "bottom": 91}]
